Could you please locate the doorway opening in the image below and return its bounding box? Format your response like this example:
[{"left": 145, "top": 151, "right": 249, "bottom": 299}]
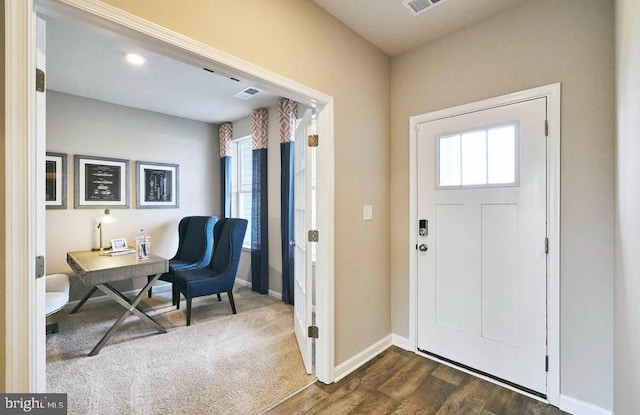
[{"left": 4, "top": 0, "right": 335, "bottom": 393}]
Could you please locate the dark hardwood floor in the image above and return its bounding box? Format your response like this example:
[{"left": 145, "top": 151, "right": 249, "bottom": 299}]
[{"left": 265, "top": 346, "right": 569, "bottom": 415}]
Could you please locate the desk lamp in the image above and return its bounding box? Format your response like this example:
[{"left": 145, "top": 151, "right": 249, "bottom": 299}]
[{"left": 93, "top": 208, "right": 114, "bottom": 251}]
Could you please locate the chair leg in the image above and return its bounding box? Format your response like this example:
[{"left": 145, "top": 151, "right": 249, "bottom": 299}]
[
  {"left": 217, "top": 293, "right": 221, "bottom": 302},
  {"left": 172, "top": 284, "right": 179, "bottom": 306},
  {"left": 228, "top": 291, "right": 237, "bottom": 314},
  {"left": 186, "top": 298, "right": 192, "bottom": 326}
]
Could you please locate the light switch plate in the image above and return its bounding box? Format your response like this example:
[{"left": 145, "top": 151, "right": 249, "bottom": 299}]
[{"left": 363, "top": 205, "right": 373, "bottom": 221}]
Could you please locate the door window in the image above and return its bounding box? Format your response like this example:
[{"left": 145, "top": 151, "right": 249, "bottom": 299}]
[{"left": 437, "top": 123, "right": 518, "bottom": 188}]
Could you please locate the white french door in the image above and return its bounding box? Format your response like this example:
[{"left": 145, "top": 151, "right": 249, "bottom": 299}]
[
  {"left": 35, "top": 15, "right": 48, "bottom": 391},
  {"left": 416, "top": 98, "right": 548, "bottom": 395},
  {"left": 293, "top": 107, "right": 315, "bottom": 374}
]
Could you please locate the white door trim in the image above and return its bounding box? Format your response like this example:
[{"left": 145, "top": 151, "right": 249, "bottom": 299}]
[
  {"left": 409, "top": 83, "right": 561, "bottom": 405},
  {"left": 4, "top": 0, "right": 39, "bottom": 392},
  {"left": 5, "top": 0, "right": 335, "bottom": 389}
]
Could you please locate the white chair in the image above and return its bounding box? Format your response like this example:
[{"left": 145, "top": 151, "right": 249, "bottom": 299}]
[{"left": 46, "top": 273, "right": 70, "bottom": 334}]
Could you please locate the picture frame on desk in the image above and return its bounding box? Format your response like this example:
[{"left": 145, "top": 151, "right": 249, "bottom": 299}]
[
  {"left": 136, "top": 161, "right": 179, "bottom": 209},
  {"left": 45, "top": 152, "right": 67, "bottom": 209},
  {"left": 74, "top": 155, "right": 130, "bottom": 209}
]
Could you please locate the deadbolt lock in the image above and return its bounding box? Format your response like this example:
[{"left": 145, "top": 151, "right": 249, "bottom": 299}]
[
  {"left": 418, "top": 244, "right": 428, "bottom": 252},
  {"left": 419, "top": 219, "right": 428, "bottom": 237}
]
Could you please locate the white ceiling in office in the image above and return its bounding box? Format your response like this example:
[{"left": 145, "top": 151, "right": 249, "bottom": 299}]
[
  {"left": 312, "top": 0, "right": 529, "bottom": 56},
  {"left": 45, "top": 16, "right": 282, "bottom": 124}
]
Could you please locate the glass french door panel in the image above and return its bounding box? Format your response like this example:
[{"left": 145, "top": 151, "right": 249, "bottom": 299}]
[
  {"left": 295, "top": 172, "right": 306, "bottom": 211},
  {"left": 294, "top": 245, "right": 306, "bottom": 291},
  {"left": 294, "top": 209, "right": 306, "bottom": 254}
]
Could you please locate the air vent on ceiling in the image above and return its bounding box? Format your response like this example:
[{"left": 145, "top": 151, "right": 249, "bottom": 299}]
[
  {"left": 402, "top": 0, "right": 448, "bottom": 16},
  {"left": 234, "top": 87, "right": 262, "bottom": 100}
]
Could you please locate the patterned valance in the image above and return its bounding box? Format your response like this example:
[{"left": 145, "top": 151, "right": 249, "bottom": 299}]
[
  {"left": 279, "top": 99, "right": 298, "bottom": 144},
  {"left": 251, "top": 109, "right": 269, "bottom": 150},
  {"left": 219, "top": 122, "right": 233, "bottom": 158}
]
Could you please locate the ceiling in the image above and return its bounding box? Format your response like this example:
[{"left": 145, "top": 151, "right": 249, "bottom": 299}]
[
  {"left": 312, "top": 0, "right": 529, "bottom": 56},
  {"left": 45, "top": 16, "right": 282, "bottom": 124},
  {"left": 45, "top": 0, "right": 528, "bottom": 123}
]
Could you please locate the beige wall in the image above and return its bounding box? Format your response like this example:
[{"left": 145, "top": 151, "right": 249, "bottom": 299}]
[
  {"left": 46, "top": 91, "right": 219, "bottom": 300},
  {"left": 99, "top": 0, "right": 392, "bottom": 365},
  {"left": 615, "top": 0, "right": 640, "bottom": 413},
  {"left": 390, "top": 0, "right": 614, "bottom": 409},
  {"left": 0, "top": 0, "right": 6, "bottom": 392}
]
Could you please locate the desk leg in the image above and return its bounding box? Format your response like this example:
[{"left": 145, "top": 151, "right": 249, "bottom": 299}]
[
  {"left": 89, "top": 274, "right": 166, "bottom": 356},
  {"left": 70, "top": 287, "right": 98, "bottom": 314},
  {"left": 103, "top": 283, "right": 148, "bottom": 314}
]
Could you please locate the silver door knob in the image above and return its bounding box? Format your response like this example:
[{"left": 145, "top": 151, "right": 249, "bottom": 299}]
[
  {"left": 289, "top": 241, "right": 296, "bottom": 247},
  {"left": 418, "top": 244, "right": 428, "bottom": 252}
]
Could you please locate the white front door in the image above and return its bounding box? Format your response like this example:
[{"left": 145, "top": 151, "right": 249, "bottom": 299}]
[
  {"left": 416, "top": 98, "right": 548, "bottom": 395},
  {"left": 293, "top": 107, "right": 314, "bottom": 374}
]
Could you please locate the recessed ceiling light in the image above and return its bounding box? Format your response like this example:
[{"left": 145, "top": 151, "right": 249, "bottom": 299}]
[{"left": 124, "top": 52, "right": 145, "bottom": 66}]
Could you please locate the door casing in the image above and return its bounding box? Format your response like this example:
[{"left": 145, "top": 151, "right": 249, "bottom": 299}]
[
  {"left": 5, "top": 0, "right": 336, "bottom": 390},
  {"left": 409, "top": 84, "right": 561, "bottom": 405}
]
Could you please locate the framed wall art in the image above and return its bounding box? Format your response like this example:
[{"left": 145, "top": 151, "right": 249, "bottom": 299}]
[
  {"left": 136, "top": 161, "right": 179, "bottom": 209},
  {"left": 74, "top": 155, "right": 130, "bottom": 209},
  {"left": 45, "top": 152, "right": 67, "bottom": 209}
]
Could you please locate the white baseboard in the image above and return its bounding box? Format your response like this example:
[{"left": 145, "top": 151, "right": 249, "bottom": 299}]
[
  {"left": 391, "top": 334, "right": 413, "bottom": 351},
  {"left": 333, "top": 335, "right": 393, "bottom": 382},
  {"left": 234, "top": 278, "right": 282, "bottom": 300},
  {"left": 269, "top": 290, "right": 282, "bottom": 300},
  {"left": 559, "top": 395, "right": 612, "bottom": 415}
]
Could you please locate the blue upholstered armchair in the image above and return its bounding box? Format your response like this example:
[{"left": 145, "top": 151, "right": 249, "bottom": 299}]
[
  {"left": 148, "top": 216, "right": 217, "bottom": 306},
  {"left": 174, "top": 218, "right": 248, "bottom": 326}
]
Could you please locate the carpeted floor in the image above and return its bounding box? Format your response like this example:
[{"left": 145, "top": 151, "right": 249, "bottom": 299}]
[{"left": 46, "top": 285, "right": 315, "bottom": 415}]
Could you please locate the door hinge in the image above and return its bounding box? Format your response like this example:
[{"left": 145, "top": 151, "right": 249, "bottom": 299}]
[
  {"left": 545, "top": 355, "right": 549, "bottom": 372},
  {"left": 544, "top": 120, "right": 549, "bottom": 137},
  {"left": 35, "top": 255, "right": 45, "bottom": 279},
  {"left": 308, "top": 134, "right": 319, "bottom": 147},
  {"left": 36, "top": 68, "right": 45, "bottom": 92},
  {"left": 308, "top": 230, "right": 319, "bottom": 242},
  {"left": 308, "top": 325, "right": 319, "bottom": 338},
  {"left": 545, "top": 237, "right": 549, "bottom": 254}
]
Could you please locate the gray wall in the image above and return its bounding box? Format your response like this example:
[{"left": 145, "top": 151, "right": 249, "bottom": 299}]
[
  {"left": 390, "top": 0, "right": 614, "bottom": 409},
  {"left": 46, "top": 91, "right": 220, "bottom": 300},
  {"left": 615, "top": 0, "right": 640, "bottom": 413}
]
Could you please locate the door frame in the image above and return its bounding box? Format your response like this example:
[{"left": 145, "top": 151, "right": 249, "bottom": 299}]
[
  {"left": 408, "top": 84, "right": 561, "bottom": 405},
  {"left": 5, "top": 0, "right": 335, "bottom": 390}
]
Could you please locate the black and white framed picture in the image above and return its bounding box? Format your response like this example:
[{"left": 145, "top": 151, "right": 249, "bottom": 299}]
[
  {"left": 74, "top": 155, "right": 130, "bottom": 209},
  {"left": 45, "top": 152, "right": 67, "bottom": 209},
  {"left": 136, "top": 161, "right": 179, "bottom": 209}
]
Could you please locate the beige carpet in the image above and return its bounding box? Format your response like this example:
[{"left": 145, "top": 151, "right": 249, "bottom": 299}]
[{"left": 46, "top": 285, "right": 315, "bottom": 415}]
